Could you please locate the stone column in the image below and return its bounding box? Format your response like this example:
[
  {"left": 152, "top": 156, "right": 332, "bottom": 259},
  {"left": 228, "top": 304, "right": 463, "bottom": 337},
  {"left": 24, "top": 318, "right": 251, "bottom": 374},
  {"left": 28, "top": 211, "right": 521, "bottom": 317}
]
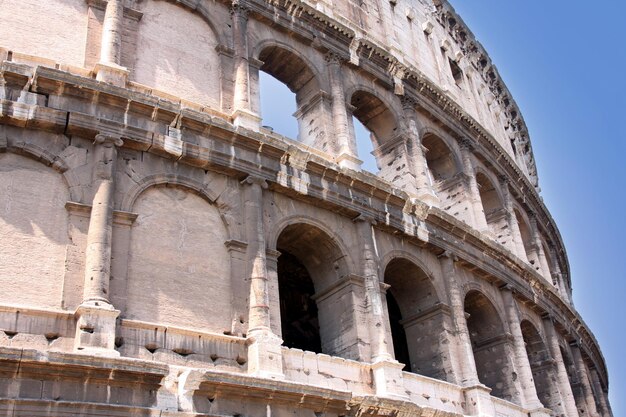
[
  {"left": 459, "top": 139, "right": 489, "bottom": 233},
  {"left": 74, "top": 134, "right": 123, "bottom": 355},
  {"left": 95, "top": 0, "right": 129, "bottom": 86},
  {"left": 231, "top": 2, "right": 261, "bottom": 130},
  {"left": 326, "top": 52, "right": 361, "bottom": 171},
  {"left": 439, "top": 252, "right": 495, "bottom": 416},
  {"left": 401, "top": 96, "right": 439, "bottom": 206},
  {"left": 500, "top": 176, "right": 528, "bottom": 262},
  {"left": 589, "top": 368, "right": 611, "bottom": 417},
  {"left": 439, "top": 252, "right": 480, "bottom": 386},
  {"left": 500, "top": 286, "right": 545, "bottom": 411},
  {"left": 547, "top": 244, "right": 570, "bottom": 303},
  {"left": 529, "top": 214, "right": 551, "bottom": 280},
  {"left": 354, "top": 215, "right": 407, "bottom": 399},
  {"left": 241, "top": 175, "right": 283, "bottom": 378},
  {"left": 542, "top": 315, "right": 579, "bottom": 417},
  {"left": 570, "top": 342, "right": 599, "bottom": 417}
]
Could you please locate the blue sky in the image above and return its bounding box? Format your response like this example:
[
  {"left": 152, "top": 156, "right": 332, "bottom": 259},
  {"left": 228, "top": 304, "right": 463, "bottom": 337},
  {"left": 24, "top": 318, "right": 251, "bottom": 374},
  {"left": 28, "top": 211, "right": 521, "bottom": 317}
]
[{"left": 260, "top": 1, "right": 625, "bottom": 413}]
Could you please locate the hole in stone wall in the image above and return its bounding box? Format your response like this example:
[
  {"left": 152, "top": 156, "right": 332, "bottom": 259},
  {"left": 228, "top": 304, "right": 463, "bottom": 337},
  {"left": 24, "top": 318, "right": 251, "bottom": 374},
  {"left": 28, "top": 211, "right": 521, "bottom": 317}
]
[
  {"left": 4, "top": 331, "right": 17, "bottom": 339},
  {"left": 145, "top": 344, "right": 158, "bottom": 354},
  {"left": 114, "top": 337, "right": 124, "bottom": 348},
  {"left": 172, "top": 348, "right": 194, "bottom": 357},
  {"left": 44, "top": 333, "right": 59, "bottom": 342}
]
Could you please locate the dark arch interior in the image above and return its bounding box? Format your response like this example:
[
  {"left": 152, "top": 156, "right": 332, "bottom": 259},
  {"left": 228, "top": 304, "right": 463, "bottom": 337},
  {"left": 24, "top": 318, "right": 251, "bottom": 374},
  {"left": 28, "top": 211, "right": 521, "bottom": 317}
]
[
  {"left": 464, "top": 290, "right": 514, "bottom": 402},
  {"left": 276, "top": 223, "right": 349, "bottom": 356},
  {"left": 386, "top": 292, "right": 411, "bottom": 372},
  {"left": 422, "top": 134, "right": 457, "bottom": 182},
  {"left": 277, "top": 251, "right": 321, "bottom": 353}
]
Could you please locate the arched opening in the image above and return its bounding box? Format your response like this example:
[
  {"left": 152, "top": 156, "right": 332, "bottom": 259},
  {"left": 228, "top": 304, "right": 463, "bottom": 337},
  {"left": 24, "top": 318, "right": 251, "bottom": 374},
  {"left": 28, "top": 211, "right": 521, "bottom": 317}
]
[
  {"left": 560, "top": 344, "right": 587, "bottom": 414},
  {"left": 464, "top": 290, "right": 516, "bottom": 402},
  {"left": 384, "top": 258, "right": 450, "bottom": 380},
  {"left": 350, "top": 90, "right": 399, "bottom": 175},
  {"left": 521, "top": 320, "right": 561, "bottom": 412},
  {"left": 259, "top": 72, "right": 298, "bottom": 138},
  {"left": 258, "top": 46, "right": 328, "bottom": 150},
  {"left": 422, "top": 134, "right": 458, "bottom": 183},
  {"left": 276, "top": 223, "right": 357, "bottom": 358},
  {"left": 515, "top": 209, "right": 537, "bottom": 266},
  {"left": 476, "top": 172, "right": 507, "bottom": 238}
]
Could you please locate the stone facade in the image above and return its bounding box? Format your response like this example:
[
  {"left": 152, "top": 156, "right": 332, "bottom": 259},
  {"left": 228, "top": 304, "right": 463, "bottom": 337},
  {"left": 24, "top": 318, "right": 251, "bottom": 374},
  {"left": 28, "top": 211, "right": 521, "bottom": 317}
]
[{"left": 0, "top": 0, "right": 612, "bottom": 416}]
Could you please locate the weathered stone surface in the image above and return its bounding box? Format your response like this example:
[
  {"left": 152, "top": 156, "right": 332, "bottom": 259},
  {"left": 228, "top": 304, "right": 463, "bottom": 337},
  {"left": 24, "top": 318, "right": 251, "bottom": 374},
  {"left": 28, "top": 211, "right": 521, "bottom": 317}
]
[{"left": 0, "top": 1, "right": 610, "bottom": 417}]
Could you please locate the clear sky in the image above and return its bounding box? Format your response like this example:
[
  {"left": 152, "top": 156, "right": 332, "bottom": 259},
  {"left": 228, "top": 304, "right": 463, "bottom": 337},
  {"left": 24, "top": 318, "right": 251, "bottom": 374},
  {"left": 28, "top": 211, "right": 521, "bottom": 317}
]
[{"left": 260, "top": 1, "right": 625, "bottom": 413}]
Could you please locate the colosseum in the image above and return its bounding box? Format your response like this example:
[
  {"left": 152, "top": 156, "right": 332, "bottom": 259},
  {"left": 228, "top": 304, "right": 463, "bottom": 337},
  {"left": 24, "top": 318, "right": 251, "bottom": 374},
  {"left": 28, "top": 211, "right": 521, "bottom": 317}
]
[{"left": 0, "top": 0, "right": 613, "bottom": 416}]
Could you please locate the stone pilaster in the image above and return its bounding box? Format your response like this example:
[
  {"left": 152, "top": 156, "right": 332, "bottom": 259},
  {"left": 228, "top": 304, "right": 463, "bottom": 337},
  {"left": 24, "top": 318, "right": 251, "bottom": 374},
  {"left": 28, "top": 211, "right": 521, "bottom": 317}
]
[
  {"left": 74, "top": 134, "right": 123, "bottom": 356},
  {"left": 589, "top": 368, "right": 611, "bottom": 417},
  {"left": 529, "top": 213, "right": 551, "bottom": 281},
  {"left": 570, "top": 342, "right": 600, "bottom": 417},
  {"left": 459, "top": 139, "right": 489, "bottom": 233},
  {"left": 401, "top": 96, "right": 439, "bottom": 206},
  {"left": 241, "top": 175, "right": 283, "bottom": 378},
  {"left": 439, "top": 252, "right": 480, "bottom": 387},
  {"left": 326, "top": 52, "right": 361, "bottom": 170},
  {"left": 542, "top": 315, "right": 579, "bottom": 417},
  {"left": 499, "top": 176, "right": 528, "bottom": 262},
  {"left": 95, "top": 0, "right": 129, "bottom": 86},
  {"left": 354, "top": 214, "right": 407, "bottom": 399},
  {"left": 500, "top": 285, "right": 545, "bottom": 412},
  {"left": 231, "top": 2, "right": 261, "bottom": 130}
]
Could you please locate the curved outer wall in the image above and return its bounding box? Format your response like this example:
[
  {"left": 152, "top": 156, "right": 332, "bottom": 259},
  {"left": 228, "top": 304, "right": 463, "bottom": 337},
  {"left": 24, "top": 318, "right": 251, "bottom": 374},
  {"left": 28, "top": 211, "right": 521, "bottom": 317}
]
[{"left": 0, "top": 1, "right": 612, "bottom": 417}]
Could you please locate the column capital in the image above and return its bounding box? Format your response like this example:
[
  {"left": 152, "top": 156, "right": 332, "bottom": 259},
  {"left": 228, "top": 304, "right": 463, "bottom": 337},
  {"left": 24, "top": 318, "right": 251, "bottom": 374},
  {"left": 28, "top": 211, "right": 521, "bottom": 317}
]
[
  {"left": 400, "top": 94, "right": 419, "bottom": 111},
  {"left": 499, "top": 283, "right": 515, "bottom": 293},
  {"left": 324, "top": 51, "right": 347, "bottom": 65},
  {"left": 230, "top": 1, "right": 249, "bottom": 19},
  {"left": 352, "top": 212, "right": 377, "bottom": 226},
  {"left": 241, "top": 175, "right": 268, "bottom": 189},
  {"left": 459, "top": 137, "right": 475, "bottom": 151},
  {"left": 95, "top": 133, "right": 124, "bottom": 148},
  {"left": 437, "top": 250, "right": 458, "bottom": 262}
]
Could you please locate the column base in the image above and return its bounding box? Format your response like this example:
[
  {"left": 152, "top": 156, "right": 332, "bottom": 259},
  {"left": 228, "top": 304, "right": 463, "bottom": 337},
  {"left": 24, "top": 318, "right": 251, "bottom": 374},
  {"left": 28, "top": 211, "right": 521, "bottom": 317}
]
[
  {"left": 336, "top": 152, "right": 363, "bottom": 171},
  {"left": 371, "top": 359, "right": 409, "bottom": 400},
  {"left": 462, "top": 384, "right": 495, "bottom": 417},
  {"left": 94, "top": 62, "right": 129, "bottom": 87},
  {"left": 232, "top": 109, "right": 262, "bottom": 131},
  {"left": 246, "top": 330, "right": 284, "bottom": 379},
  {"left": 74, "top": 302, "right": 120, "bottom": 357},
  {"left": 528, "top": 407, "right": 552, "bottom": 417},
  {"left": 412, "top": 191, "right": 440, "bottom": 207}
]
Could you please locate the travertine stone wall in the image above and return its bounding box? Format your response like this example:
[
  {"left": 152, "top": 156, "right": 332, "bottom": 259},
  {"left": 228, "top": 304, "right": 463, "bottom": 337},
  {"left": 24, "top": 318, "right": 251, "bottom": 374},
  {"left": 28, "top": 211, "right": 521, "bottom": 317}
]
[{"left": 0, "top": 0, "right": 612, "bottom": 417}]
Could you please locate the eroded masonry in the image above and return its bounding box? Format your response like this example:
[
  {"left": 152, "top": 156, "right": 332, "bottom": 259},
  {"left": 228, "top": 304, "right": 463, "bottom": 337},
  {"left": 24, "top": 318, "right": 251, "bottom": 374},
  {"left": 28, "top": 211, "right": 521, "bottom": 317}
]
[{"left": 0, "top": 0, "right": 612, "bottom": 416}]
